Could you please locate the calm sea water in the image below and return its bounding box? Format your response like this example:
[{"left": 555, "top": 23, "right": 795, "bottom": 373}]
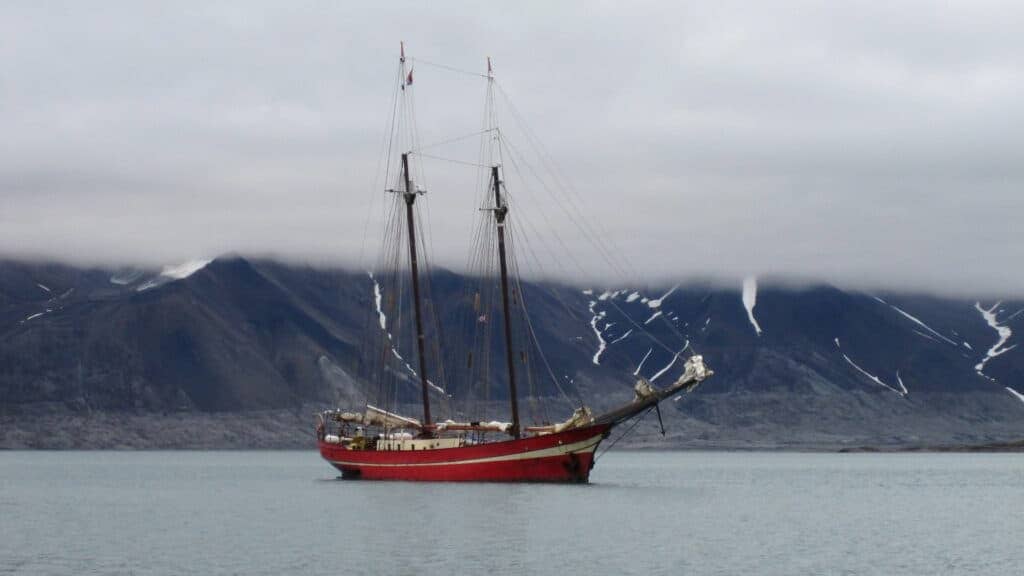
[{"left": 1, "top": 450, "right": 1022, "bottom": 575}]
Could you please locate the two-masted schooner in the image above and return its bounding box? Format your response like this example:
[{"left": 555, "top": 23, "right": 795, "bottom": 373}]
[{"left": 316, "top": 44, "right": 712, "bottom": 482}]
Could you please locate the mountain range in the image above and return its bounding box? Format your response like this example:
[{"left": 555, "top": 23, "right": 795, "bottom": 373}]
[{"left": 2, "top": 256, "right": 1022, "bottom": 449}]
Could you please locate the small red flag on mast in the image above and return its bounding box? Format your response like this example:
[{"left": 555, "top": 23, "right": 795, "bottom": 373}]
[{"left": 406, "top": 69, "right": 414, "bottom": 86}]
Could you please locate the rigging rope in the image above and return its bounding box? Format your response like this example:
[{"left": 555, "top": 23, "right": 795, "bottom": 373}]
[
  {"left": 594, "top": 406, "right": 656, "bottom": 462},
  {"left": 358, "top": 52, "right": 702, "bottom": 428},
  {"left": 494, "top": 82, "right": 639, "bottom": 283},
  {"left": 410, "top": 57, "right": 489, "bottom": 78},
  {"left": 412, "top": 129, "right": 494, "bottom": 153},
  {"left": 412, "top": 152, "right": 490, "bottom": 168},
  {"left": 491, "top": 80, "right": 701, "bottom": 380},
  {"left": 604, "top": 298, "right": 684, "bottom": 357}
]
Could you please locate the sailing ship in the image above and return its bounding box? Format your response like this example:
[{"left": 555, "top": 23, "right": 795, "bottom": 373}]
[{"left": 316, "top": 44, "right": 712, "bottom": 482}]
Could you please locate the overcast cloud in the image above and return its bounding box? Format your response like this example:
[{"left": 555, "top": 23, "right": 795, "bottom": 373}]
[{"left": 2, "top": 1, "right": 1023, "bottom": 295}]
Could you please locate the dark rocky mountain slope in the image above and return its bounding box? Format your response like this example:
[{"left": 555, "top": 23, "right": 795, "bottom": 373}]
[{"left": 1, "top": 256, "right": 1022, "bottom": 448}]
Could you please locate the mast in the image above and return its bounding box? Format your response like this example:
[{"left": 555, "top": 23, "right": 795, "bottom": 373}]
[
  {"left": 402, "top": 153, "right": 432, "bottom": 429},
  {"left": 397, "top": 42, "right": 432, "bottom": 429},
  {"left": 484, "top": 56, "right": 521, "bottom": 438},
  {"left": 492, "top": 165, "right": 521, "bottom": 438}
]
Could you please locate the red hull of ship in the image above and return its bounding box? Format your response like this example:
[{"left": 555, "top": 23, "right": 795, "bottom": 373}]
[{"left": 318, "top": 423, "right": 611, "bottom": 482}]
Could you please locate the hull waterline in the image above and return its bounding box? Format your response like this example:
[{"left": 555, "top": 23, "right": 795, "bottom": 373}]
[{"left": 319, "top": 423, "right": 610, "bottom": 483}]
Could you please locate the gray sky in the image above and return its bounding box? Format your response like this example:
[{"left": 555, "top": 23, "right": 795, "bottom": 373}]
[{"left": 2, "top": 1, "right": 1023, "bottom": 295}]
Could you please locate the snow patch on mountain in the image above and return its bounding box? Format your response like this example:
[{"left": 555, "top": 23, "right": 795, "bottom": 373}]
[
  {"left": 887, "top": 303, "right": 957, "bottom": 346},
  {"left": 742, "top": 276, "right": 762, "bottom": 336},
  {"left": 626, "top": 291, "right": 641, "bottom": 303},
  {"left": 896, "top": 371, "right": 909, "bottom": 395},
  {"left": 913, "top": 330, "right": 943, "bottom": 345},
  {"left": 163, "top": 260, "right": 211, "bottom": 280},
  {"left": 371, "top": 273, "right": 387, "bottom": 330},
  {"left": 137, "top": 259, "right": 211, "bottom": 291},
  {"left": 110, "top": 269, "right": 145, "bottom": 286},
  {"left": 634, "top": 348, "right": 653, "bottom": 376},
  {"left": 1006, "top": 387, "right": 1024, "bottom": 405},
  {"left": 610, "top": 329, "right": 633, "bottom": 345},
  {"left": 36, "top": 283, "right": 51, "bottom": 293},
  {"left": 974, "top": 301, "right": 1016, "bottom": 377},
  {"left": 589, "top": 300, "right": 608, "bottom": 365},
  {"left": 647, "top": 284, "right": 677, "bottom": 309},
  {"left": 650, "top": 342, "right": 690, "bottom": 382},
  {"left": 644, "top": 310, "right": 663, "bottom": 325},
  {"left": 835, "top": 338, "right": 904, "bottom": 396},
  {"left": 368, "top": 273, "right": 446, "bottom": 393}
]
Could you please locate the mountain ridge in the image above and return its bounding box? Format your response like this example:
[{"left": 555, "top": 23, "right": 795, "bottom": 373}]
[{"left": 2, "top": 255, "right": 1022, "bottom": 449}]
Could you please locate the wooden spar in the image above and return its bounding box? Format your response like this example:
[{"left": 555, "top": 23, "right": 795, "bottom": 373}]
[
  {"left": 593, "top": 356, "right": 712, "bottom": 427},
  {"left": 402, "top": 152, "right": 432, "bottom": 429},
  {"left": 492, "top": 165, "right": 521, "bottom": 438}
]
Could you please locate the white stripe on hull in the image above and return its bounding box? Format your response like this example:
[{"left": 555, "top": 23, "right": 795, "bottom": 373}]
[{"left": 330, "top": 433, "right": 604, "bottom": 468}]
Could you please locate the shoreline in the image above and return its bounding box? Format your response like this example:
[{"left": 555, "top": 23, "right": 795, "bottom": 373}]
[{"left": 4, "top": 406, "right": 1023, "bottom": 452}]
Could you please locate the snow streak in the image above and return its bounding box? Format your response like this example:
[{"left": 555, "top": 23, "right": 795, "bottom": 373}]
[
  {"left": 162, "top": 259, "right": 211, "bottom": 279},
  {"left": 649, "top": 342, "right": 690, "bottom": 382},
  {"left": 369, "top": 272, "right": 446, "bottom": 394},
  {"left": 974, "top": 301, "right": 1016, "bottom": 377},
  {"left": 634, "top": 348, "right": 653, "bottom": 376},
  {"left": 742, "top": 276, "right": 762, "bottom": 336},
  {"left": 610, "top": 329, "right": 633, "bottom": 345},
  {"left": 589, "top": 300, "right": 608, "bottom": 365},
  {"left": 895, "top": 370, "right": 909, "bottom": 395},
  {"left": 646, "top": 284, "right": 678, "bottom": 309},
  {"left": 371, "top": 273, "right": 387, "bottom": 330},
  {"left": 137, "top": 259, "right": 211, "bottom": 291},
  {"left": 644, "top": 310, "right": 663, "bottom": 325},
  {"left": 888, "top": 303, "right": 957, "bottom": 346},
  {"left": 873, "top": 296, "right": 960, "bottom": 346},
  {"left": 834, "top": 338, "right": 904, "bottom": 396},
  {"left": 1005, "top": 387, "right": 1024, "bottom": 405}
]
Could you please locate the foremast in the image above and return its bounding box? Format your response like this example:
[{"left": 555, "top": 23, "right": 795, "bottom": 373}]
[
  {"left": 398, "top": 42, "right": 432, "bottom": 430},
  {"left": 402, "top": 152, "right": 432, "bottom": 430}
]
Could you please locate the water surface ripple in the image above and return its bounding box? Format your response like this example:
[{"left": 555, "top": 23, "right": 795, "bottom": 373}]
[{"left": 1, "top": 451, "right": 1021, "bottom": 575}]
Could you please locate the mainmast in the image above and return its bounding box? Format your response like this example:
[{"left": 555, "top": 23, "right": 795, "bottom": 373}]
[
  {"left": 398, "top": 43, "right": 432, "bottom": 429},
  {"left": 492, "top": 165, "right": 521, "bottom": 438},
  {"left": 402, "top": 154, "right": 432, "bottom": 429},
  {"left": 487, "top": 57, "right": 522, "bottom": 438}
]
